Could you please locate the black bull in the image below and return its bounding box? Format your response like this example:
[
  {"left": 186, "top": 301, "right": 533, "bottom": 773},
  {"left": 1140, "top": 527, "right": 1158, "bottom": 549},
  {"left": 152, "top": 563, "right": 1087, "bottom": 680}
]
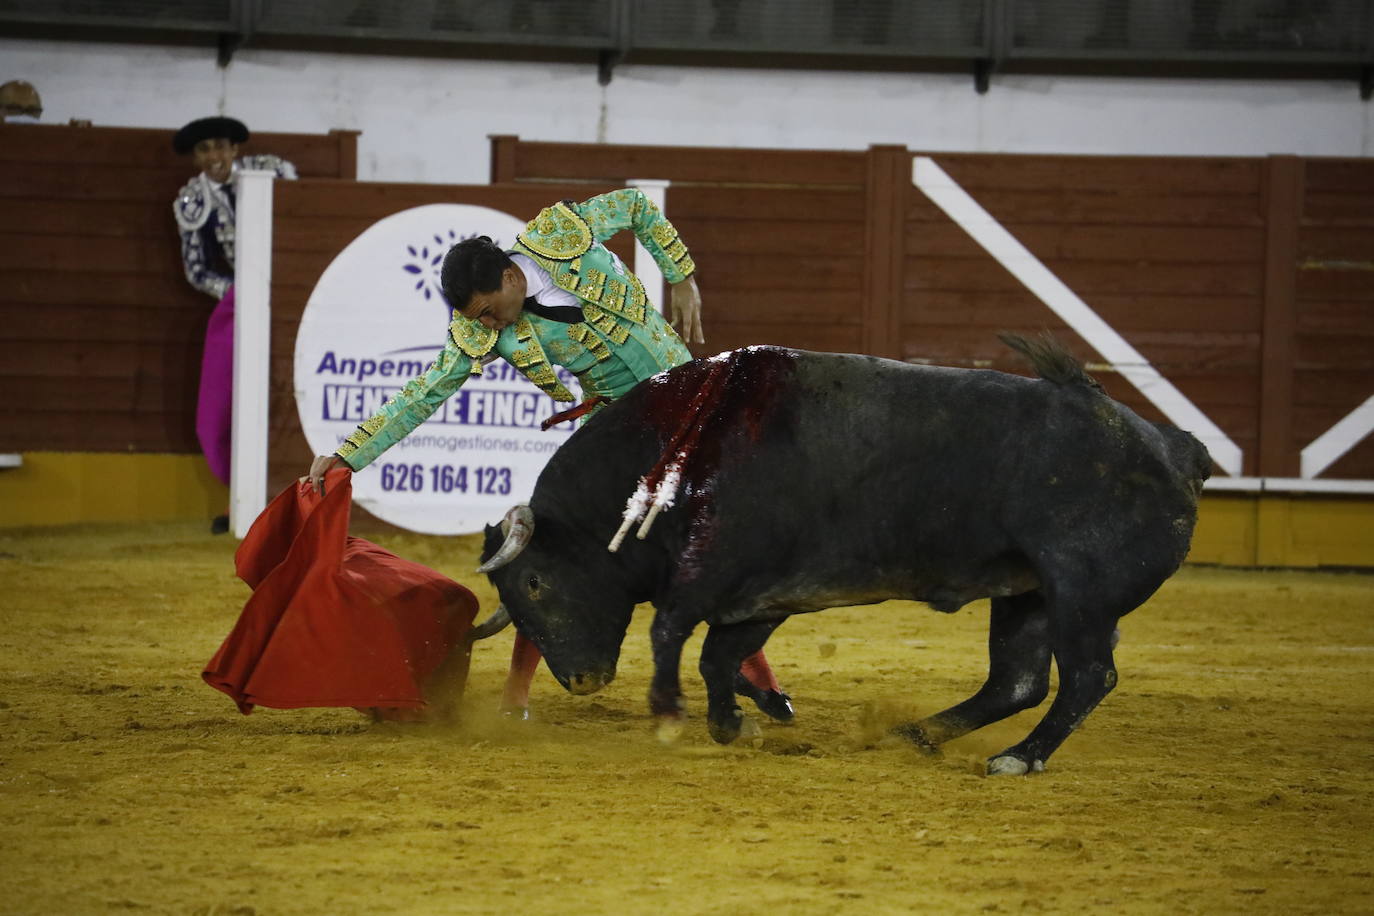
[{"left": 478, "top": 339, "right": 1212, "bottom": 775}]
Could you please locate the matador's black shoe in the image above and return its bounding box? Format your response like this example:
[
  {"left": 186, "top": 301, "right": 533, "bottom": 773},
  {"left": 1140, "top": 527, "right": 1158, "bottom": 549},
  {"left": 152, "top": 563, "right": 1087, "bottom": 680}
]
[
  {"left": 210, "top": 514, "right": 230, "bottom": 535},
  {"left": 734, "top": 672, "right": 795, "bottom": 723}
]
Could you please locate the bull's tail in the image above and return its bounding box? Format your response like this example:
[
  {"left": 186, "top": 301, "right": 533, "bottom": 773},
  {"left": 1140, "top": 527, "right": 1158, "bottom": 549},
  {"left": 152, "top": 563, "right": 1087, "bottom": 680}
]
[{"left": 998, "top": 332, "right": 1103, "bottom": 393}]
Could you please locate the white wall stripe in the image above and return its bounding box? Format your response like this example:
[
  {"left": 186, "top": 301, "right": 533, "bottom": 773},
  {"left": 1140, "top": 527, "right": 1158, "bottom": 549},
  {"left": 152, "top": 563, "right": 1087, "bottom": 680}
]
[
  {"left": 1301, "top": 393, "right": 1374, "bottom": 479},
  {"left": 230, "top": 170, "right": 275, "bottom": 539},
  {"left": 1205, "top": 476, "right": 1374, "bottom": 494},
  {"left": 911, "top": 156, "right": 1244, "bottom": 477}
]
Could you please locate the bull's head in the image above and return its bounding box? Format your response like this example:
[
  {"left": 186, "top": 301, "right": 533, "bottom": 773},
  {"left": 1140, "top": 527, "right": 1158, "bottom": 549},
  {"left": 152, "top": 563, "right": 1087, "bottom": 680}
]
[{"left": 473, "top": 504, "right": 636, "bottom": 695}]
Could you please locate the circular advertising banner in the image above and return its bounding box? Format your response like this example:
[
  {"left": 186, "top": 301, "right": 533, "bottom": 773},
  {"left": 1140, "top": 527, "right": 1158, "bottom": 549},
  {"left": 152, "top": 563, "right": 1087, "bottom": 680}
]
[{"left": 295, "top": 204, "right": 582, "bottom": 535}]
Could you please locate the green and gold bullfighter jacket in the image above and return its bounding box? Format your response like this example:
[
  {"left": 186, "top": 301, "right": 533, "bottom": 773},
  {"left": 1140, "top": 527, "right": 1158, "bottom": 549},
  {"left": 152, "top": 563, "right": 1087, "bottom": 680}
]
[{"left": 336, "top": 188, "right": 695, "bottom": 471}]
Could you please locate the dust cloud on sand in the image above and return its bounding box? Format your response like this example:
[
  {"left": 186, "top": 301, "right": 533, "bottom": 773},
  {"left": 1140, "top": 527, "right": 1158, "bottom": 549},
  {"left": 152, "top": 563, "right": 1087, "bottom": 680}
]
[{"left": 1, "top": 522, "right": 1372, "bottom": 914}]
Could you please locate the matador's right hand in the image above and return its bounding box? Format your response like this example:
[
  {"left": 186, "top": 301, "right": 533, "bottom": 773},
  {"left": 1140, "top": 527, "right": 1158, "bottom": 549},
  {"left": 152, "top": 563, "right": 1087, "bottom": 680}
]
[{"left": 305, "top": 454, "right": 348, "bottom": 495}]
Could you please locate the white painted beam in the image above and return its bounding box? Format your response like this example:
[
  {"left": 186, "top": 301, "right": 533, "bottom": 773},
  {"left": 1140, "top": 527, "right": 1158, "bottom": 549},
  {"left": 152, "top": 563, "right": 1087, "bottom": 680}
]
[
  {"left": 912, "top": 156, "right": 1244, "bottom": 477},
  {"left": 1204, "top": 476, "right": 1374, "bottom": 494},
  {"left": 1301, "top": 393, "right": 1374, "bottom": 479},
  {"left": 230, "top": 170, "right": 275, "bottom": 539}
]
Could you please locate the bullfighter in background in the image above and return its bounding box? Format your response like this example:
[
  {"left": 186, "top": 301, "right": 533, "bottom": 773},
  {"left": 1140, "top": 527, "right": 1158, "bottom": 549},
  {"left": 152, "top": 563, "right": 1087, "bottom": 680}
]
[{"left": 173, "top": 115, "right": 297, "bottom": 533}]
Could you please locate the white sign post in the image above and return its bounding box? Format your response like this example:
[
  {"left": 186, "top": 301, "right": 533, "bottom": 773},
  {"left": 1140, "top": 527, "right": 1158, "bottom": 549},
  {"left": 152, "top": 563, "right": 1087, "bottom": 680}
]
[
  {"left": 230, "top": 170, "right": 275, "bottom": 538},
  {"left": 295, "top": 204, "right": 582, "bottom": 535}
]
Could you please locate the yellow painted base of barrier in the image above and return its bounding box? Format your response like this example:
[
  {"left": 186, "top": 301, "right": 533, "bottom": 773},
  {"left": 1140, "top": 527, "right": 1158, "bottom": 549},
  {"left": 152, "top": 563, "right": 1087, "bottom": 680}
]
[
  {"left": 0, "top": 452, "right": 227, "bottom": 529},
  {"left": 1190, "top": 493, "right": 1374, "bottom": 568},
  {"left": 1, "top": 453, "right": 1370, "bottom": 567}
]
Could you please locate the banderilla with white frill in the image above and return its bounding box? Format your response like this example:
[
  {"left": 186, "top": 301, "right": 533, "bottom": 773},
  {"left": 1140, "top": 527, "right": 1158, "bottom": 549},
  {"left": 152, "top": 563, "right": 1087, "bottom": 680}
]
[{"left": 607, "top": 354, "right": 738, "bottom": 552}]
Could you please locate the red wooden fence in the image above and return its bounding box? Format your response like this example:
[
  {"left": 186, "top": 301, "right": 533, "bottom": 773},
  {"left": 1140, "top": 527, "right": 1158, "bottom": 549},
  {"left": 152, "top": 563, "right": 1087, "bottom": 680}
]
[
  {"left": 2, "top": 128, "right": 1369, "bottom": 490},
  {"left": 0, "top": 121, "right": 358, "bottom": 454}
]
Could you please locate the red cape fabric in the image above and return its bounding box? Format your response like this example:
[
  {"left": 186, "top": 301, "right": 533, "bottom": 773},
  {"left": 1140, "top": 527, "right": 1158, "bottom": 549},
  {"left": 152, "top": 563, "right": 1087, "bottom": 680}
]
[{"left": 203, "top": 469, "right": 478, "bottom": 719}]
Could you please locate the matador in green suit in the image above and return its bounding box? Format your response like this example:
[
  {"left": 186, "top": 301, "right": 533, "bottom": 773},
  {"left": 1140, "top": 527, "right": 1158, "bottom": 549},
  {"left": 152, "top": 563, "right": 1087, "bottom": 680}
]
[{"left": 306, "top": 188, "right": 793, "bottom": 723}]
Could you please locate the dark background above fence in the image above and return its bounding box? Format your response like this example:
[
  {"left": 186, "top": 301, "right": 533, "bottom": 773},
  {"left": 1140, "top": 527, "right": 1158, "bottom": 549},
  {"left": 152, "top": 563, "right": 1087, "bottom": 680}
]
[{"left": 2, "top": 0, "right": 1370, "bottom": 94}]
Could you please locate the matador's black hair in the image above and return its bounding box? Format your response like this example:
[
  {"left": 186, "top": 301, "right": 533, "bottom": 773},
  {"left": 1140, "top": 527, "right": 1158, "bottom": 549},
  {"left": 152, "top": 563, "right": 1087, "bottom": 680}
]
[{"left": 441, "top": 236, "right": 513, "bottom": 310}]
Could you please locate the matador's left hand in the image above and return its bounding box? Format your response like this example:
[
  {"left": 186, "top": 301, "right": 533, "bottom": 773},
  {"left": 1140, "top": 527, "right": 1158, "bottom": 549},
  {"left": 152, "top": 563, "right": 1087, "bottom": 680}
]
[{"left": 669, "top": 276, "right": 704, "bottom": 345}]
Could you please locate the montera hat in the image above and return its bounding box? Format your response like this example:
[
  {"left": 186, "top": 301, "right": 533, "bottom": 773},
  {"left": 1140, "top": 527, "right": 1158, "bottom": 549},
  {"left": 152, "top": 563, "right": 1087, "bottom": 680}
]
[{"left": 172, "top": 116, "right": 249, "bottom": 154}]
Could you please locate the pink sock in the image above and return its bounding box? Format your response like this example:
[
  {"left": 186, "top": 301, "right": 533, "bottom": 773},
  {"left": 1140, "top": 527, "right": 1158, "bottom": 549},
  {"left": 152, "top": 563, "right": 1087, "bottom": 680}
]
[{"left": 739, "top": 650, "right": 781, "bottom": 693}]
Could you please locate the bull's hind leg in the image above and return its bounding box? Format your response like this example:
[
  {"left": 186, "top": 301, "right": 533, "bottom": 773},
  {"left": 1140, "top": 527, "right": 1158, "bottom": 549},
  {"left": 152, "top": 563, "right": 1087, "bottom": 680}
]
[
  {"left": 699, "top": 619, "right": 784, "bottom": 744},
  {"left": 986, "top": 592, "right": 1119, "bottom": 776},
  {"left": 894, "top": 591, "right": 1052, "bottom": 750}
]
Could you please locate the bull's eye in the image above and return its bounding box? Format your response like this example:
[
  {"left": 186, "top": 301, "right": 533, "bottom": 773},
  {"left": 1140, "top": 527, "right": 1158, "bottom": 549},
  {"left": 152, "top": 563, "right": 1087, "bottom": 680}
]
[{"left": 527, "top": 574, "right": 541, "bottom": 596}]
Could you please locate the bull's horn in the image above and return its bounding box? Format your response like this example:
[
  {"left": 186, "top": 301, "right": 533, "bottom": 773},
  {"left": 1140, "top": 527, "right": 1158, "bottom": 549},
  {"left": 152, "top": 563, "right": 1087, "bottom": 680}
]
[
  {"left": 477, "top": 504, "right": 534, "bottom": 573},
  {"left": 467, "top": 605, "right": 512, "bottom": 641}
]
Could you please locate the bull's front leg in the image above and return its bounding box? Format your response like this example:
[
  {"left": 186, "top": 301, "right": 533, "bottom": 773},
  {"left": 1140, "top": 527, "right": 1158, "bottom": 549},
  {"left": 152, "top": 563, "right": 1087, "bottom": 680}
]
[
  {"left": 699, "top": 619, "right": 783, "bottom": 745},
  {"left": 648, "top": 611, "right": 692, "bottom": 743}
]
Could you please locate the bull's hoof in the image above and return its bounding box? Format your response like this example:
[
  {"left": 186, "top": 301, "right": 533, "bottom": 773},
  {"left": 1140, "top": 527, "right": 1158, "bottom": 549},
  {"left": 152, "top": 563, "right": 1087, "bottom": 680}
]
[
  {"left": 655, "top": 715, "right": 685, "bottom": 745},
  {"left": 733, "top": 673, "right": 795, "bottom": 723},
  {"left": 986, "top": 754, "right": 1045, "bottom": 776},
  {"left": 739, "top": 715, "right": 763, "bottom": 745},
  {"left": 889, "top": 722, "right": 940, "bottom": 754},
  {"left": 708, "top": 707, "right": 745, "bottom": 745}
]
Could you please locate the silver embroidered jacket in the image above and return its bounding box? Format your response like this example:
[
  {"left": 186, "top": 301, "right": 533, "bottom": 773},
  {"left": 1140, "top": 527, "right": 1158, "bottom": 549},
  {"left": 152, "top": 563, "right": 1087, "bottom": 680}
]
[{"left": 173, "top": 154, "right": 297, "bottom": 299}]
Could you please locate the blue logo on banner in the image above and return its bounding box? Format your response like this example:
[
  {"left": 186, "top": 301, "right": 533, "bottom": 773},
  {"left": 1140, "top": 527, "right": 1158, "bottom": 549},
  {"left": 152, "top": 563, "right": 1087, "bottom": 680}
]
[{"left": 402, "top": 229, "right": 477, "bottom": 303}]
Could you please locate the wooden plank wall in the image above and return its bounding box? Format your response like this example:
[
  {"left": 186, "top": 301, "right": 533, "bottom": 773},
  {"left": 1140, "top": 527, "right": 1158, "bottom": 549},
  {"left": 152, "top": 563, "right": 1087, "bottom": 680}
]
[
  {"left": 496, "top": 136, "right": 1374, "bottom": 482},
  {"left": 7, "top": 129, "right": 1371, "bottom": 488},
  {"left": 902, "top": 153, "right": 1268, "bottom": 475},
  {"left": 0, "top": 122, "right": 359, "bottom": 454},
  {"left": 490, "top": 136, "right": 874, "bottom": 355},
  {"left": 1295, "top": 158, "right": 1374, "bottom": 479}
]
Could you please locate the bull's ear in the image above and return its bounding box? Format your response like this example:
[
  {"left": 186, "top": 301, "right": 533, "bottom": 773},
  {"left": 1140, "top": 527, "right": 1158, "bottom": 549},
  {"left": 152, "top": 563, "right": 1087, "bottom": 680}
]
[{"left": 479, "top": 523, "right": 504, "bottom": 564}]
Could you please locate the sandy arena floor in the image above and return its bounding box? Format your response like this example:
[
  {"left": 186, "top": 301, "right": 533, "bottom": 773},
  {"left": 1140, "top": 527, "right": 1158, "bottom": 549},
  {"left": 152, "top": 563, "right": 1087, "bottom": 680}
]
[{"left": 1, "top": 521, "right": 1371, "bottom": 915}]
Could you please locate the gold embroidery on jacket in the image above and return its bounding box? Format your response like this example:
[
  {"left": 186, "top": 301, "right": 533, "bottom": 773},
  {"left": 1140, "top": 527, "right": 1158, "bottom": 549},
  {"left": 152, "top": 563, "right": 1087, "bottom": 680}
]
[
  {"left": 650, "top": 221, "right": 678, "bottom": 247},
  {"left": 604, "top": 277, "right": 625, "bottom": 306},
  {"left": 567, "top": 323, "right": 612, "bottom": 363},
  {"left": 338, "top": 411, "right": 389, "bottom": 458},
  {"left": 509, "top": 317, "right": 574, "bottom": 401},
  {"left": 451, "top": 316, "right": 498, "bottom": 359},
  {"left": 624, "top": 274, "right": 648, "bottom": 323},
  {"left": 517, "top": 202, "right": 593, "bottom": 261},
  {"left": 576, "top": 268, "right": 607, "bottom": 303}
]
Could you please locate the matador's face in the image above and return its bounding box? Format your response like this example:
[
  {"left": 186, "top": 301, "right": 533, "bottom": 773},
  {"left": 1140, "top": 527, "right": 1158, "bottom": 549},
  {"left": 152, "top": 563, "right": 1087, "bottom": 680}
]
[
  {"left": 461, "top": 265, "right": 528, "bottom": 332},
  {"left": 193, "top": 137, "right": 238, "bottom": 185}
]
